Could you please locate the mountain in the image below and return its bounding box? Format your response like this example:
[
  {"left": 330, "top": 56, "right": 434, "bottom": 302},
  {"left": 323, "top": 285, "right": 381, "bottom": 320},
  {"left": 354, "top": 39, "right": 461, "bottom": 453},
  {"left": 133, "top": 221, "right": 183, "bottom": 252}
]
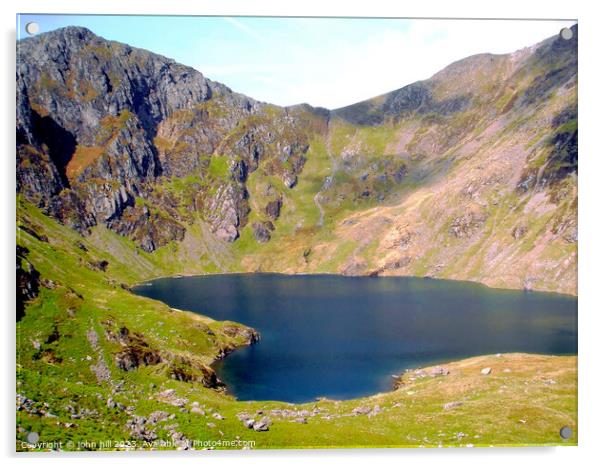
[
  {"left": 17, "top": 27, "right": 323, "bottom": 249},
  {"left": 17, "top": 25, "right": 577, "bottom": 297}
]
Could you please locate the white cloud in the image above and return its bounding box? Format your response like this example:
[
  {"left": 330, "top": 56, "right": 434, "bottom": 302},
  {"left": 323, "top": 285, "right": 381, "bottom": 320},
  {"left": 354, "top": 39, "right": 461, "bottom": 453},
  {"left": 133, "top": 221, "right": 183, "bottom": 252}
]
[
  {"left": 274, "top": 19, "right": 575, "bottom": 108},
  {"left": 223, "top": 17, "right": 265, "bottom": 42},
  {"left": 194, "top": 19, "right": 575, "bottom": 109}
]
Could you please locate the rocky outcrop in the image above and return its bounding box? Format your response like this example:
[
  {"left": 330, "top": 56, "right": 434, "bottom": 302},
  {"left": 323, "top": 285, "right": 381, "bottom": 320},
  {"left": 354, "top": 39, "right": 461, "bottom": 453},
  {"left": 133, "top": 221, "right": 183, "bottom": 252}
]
[
  {"left": 16, "top": 27, "right": 317, "bottom": 251},
  {"left": 265, "top": 198, "right": 282, "bottom": 220},
  {"left": 16, "top": 245, "right": 40, "bottom": 321},
  {"left": 449, "top": 210, "right": 489, "bottom": 239},
  {"left": 107, "top": 204, "right": 186, "bottom": 252},
  {"left": 333, "top": 81, "right": 470, "bottom": 126},
  {"left": 252, "top": 221, "right": 274, "bottom": 243},
  {"left": 115, "top": 344, "right": 162, "bottom": 372},
  {"left": 221, "top": 325, "right": 260, "bottom": 345},
  {"left": 106, "top": 326, "right": 162, "bottom": 371},
  {"left": 167, "top": 357, "right": 223, "bottom": 388},
  {"left": 205, "top": 184, "right": 250, "bottom": 242}
]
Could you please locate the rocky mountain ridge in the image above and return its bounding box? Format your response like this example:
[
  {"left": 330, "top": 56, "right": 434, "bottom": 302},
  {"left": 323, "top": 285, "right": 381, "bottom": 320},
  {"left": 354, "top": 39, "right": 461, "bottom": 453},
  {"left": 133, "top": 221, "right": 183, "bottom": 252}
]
[
  {"left": 17, "top": 25, "right": 577, "bottom": 294},
  {"left": 17, "top": 26, "right": 319, "bottom": 249}
]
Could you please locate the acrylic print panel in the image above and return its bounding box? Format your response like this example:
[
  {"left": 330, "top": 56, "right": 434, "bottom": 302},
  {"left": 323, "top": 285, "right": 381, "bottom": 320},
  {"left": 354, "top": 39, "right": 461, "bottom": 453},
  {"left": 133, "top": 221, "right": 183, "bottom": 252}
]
[{"left": 16, "top": 14, "right": 578, "bottom": 451}]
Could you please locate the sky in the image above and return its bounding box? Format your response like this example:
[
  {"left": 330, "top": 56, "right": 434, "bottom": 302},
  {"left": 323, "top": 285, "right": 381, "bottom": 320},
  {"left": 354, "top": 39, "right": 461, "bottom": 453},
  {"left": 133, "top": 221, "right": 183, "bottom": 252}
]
[{"left": 17, "top": 15, "right": 576, "bottom": 109}]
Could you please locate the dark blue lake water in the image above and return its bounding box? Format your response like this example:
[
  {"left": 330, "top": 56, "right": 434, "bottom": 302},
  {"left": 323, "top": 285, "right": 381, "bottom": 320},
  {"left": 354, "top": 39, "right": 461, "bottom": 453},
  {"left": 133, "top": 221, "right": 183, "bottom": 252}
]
[{"left": 133, "top": 274, "right": 577, "bottom": 403}]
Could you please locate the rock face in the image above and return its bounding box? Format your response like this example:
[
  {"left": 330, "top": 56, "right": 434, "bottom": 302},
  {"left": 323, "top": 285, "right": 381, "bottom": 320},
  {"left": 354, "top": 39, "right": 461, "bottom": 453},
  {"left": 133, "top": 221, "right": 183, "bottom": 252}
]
[
  {"left": 16, "top": 25, "right": 577, "bottom": 295},
  {"left": 112, "top": 327, "right": 162, "bottom": 371},
  {"left": 449, "top": 210, "right": 488, "bottom": 239},
  {"left": 265, "top": 198, "right": 282, "bottom": 220},
  {"left": 16, "top": 26, "right": 315, "bottom": 250},
  {"left": 107, "top": 204, "right": 186, "bottom": 252},
  {"left": 252, "top": 221, "right": 274, "bottom": 243},
  {"left": 16, "top": 245, "right": 40, "bottom": 321},
  {"left": 221, "top": 325, "right": 260, "bottom": 345}
]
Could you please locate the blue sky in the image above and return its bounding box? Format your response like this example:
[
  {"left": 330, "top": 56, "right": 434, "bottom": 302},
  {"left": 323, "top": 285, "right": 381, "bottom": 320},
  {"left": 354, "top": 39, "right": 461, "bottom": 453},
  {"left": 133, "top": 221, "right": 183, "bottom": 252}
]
[{"left": 17, "top": 15, "right": 575, "bottom": 108}]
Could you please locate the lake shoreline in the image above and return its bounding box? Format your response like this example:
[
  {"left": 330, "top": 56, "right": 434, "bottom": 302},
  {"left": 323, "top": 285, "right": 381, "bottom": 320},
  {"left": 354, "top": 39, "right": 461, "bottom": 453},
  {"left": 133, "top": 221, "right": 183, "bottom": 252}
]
[
  {"left": 171, "top": 294, "right": 578, "bottom": 404},
  {"left": 133, "top": 271, "right": 578, "bottom": 298},
  {"left": 136, "top": 273, "right": 576, "bottom": 403}
]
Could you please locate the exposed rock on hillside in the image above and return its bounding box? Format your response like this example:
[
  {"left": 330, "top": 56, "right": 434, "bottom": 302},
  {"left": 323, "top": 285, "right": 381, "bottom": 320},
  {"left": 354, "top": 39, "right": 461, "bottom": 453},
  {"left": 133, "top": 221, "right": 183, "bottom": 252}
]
[
  {"left": 17, "top": 27, "right": 314, "bottom": 250},
  {"left": 16, "top": 25, "right": 577, "bottom": 294},
  {"left": 16, "top": 245, "right": 40, "bottom": 321}
]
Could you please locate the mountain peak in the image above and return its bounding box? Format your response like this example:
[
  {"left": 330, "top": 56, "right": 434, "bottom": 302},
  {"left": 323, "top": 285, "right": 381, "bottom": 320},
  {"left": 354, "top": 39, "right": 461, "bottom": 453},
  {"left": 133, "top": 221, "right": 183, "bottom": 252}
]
[{"left": 20, "top": 25, "right": 97, "bottom": 44}]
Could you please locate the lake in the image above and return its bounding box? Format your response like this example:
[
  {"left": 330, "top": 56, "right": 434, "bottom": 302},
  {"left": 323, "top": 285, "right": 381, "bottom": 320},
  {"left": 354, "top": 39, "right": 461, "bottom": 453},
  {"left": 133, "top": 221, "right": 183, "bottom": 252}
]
[{"left": 133, "top": 274, "right": 577, "bottom": 403}]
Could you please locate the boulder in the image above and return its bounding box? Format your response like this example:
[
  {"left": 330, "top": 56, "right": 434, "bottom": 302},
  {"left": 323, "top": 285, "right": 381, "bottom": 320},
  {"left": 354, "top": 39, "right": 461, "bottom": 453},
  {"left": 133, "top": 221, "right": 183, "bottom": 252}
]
[
  {"left": 429, "top": 366, "right": 450, "bottom": 377},
  {"left": 352, "top": 406, "right": 371, "bottom": 416},
  {"left": 443, "top": 401, "right": 464, "bottom": 410},
  {"left": 252, "top": 417, "right": 272, "bottom": 431},
  {"left": 283, "top": 174, "right": 297, "bottom": 189},
  {"left": 252, "top": 221, "right": 272, "bottom": 243},
  {"left": 265, "top": 198, "right": 282, "bottom": 220}
]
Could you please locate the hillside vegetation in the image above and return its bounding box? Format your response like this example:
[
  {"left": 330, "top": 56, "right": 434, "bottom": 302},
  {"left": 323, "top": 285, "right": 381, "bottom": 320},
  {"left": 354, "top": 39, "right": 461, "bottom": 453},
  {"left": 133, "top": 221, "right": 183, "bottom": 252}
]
[{"left": 16, "top": 25, "right": 577, "bottom": 449}]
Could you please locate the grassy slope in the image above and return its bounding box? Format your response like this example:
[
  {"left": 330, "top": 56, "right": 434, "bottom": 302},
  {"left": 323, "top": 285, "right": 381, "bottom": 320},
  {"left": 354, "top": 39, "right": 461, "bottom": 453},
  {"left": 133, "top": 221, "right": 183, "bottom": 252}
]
[
  {"left": 227, "top": 57, "right": 577, "bottom": 295},
  {"left": 17, "top": 199, "right": 576, "bottom": 450}
]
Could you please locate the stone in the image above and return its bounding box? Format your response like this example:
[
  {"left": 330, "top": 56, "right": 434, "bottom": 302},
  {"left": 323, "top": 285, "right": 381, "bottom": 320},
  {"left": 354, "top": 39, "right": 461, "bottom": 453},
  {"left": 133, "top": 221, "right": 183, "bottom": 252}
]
[
  {"left": 443, "top": 401, "right": 464, "bottom": 410},
  {"left": 252, "top": 417, "right": 272, "bottom": 431},
  {"left": 265, "top": 198, "right": 282, "bottom": 220},
  {"left": 252, "top": 222, "right": 272, "bottom": 243},
  {"left": 481, "top": 367, "right": 492, "bottom": 375},
  {"left": 283, "top": 174, "right": 298, "bottom": 189},
  {"left": 148, "top": 411, "right": 169, "bottom": 424},
  {"left": 429, "top": 366, "right": 449, "bottom": 377},
  {"left": 512, "top": 225, "right": 528, "bottom": 240},
  {"left": 449, "top": 210, "right": 488, "bottom": 238},
  {"left": 367, "top": 405, "right": 382, "bottom": 417},
  {"left": 352, "top": 406, "right": 372, "bottom": 416}
]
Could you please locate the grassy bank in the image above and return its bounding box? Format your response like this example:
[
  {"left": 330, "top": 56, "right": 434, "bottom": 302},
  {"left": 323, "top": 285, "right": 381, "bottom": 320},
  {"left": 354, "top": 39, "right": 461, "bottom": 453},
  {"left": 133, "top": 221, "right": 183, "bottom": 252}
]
[{"left": 16, "top": 199, "right": 577, "bottom": 450}]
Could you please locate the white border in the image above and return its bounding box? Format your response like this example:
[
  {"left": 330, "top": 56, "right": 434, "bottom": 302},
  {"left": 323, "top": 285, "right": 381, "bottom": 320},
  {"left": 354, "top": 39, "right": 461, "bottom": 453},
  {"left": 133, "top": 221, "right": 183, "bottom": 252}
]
[{"left": 3, "top": 1, "right": 601, "bottom": 465}]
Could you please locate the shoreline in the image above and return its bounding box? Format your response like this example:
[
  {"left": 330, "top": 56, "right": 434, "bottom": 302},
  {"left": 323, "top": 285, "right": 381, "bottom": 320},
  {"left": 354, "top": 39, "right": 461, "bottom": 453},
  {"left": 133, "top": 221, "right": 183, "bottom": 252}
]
[
  {"left": 132, "top": 270, "right": 578, "bottom": 298},
  {"left": 213, "top": 351, "right": 579, "bottom": 406},
  {"left": 169, "top": 301, "right": 577, "bottom": 405}
]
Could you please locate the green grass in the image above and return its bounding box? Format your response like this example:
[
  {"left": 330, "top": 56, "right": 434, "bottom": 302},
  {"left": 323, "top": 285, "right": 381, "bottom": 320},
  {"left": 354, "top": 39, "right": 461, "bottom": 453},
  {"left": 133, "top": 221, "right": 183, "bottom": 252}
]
[{"left": 207, "top": 155, "right": 230, "bottom": 179}]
